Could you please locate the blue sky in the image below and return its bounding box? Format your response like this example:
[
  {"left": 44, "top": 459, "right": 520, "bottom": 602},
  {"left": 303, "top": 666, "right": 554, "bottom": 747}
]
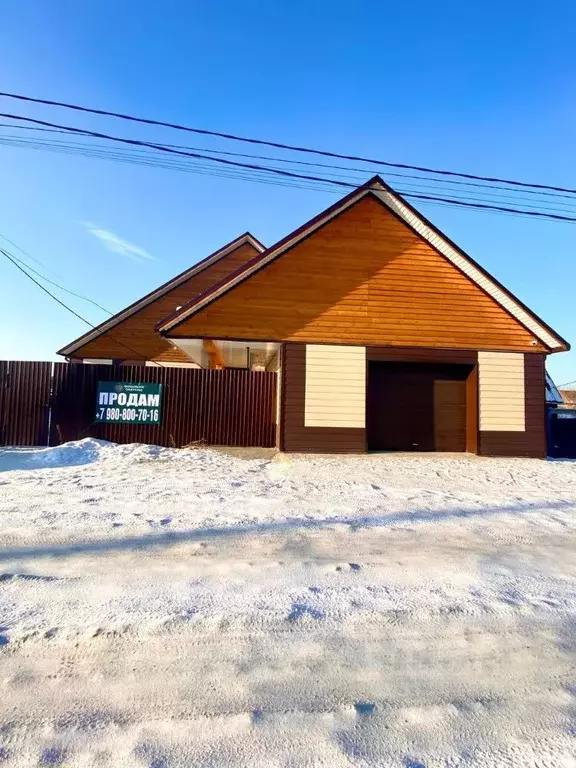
[{"left": 1, "top": 0, "right": 575, "bottom": 383}]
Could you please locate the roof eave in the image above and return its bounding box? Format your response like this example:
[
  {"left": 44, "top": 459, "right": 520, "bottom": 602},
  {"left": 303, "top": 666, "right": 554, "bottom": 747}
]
[
  {"left": 157, "top": 179, "right": 569, "bottom": 353},
  {"left": 156, "top": 183, "right": 377, "bottom": 333},
  {"left": 57, "top": 232, "right": 265, "bottom": 357}
]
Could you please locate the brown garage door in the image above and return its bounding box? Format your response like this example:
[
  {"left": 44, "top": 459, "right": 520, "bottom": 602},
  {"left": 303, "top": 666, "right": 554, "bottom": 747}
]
[
  {"left": 367, "top": 362, "right": 469, "bottom": 452},
  {"left": 433, "top": 379, "right": 467, "bottom": 452}
]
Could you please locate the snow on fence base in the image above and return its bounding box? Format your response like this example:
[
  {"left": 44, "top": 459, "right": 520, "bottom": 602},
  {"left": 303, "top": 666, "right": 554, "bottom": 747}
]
[{"left": 0, "top": 361, "right": 277, "bottom": 449}]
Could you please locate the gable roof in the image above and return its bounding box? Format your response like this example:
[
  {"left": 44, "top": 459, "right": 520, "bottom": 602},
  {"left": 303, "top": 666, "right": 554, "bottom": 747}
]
[
  {"left": 58, "top": 232, "right": 265, "bottom": 357},
  {"left": 156, "top": 177, "right": 569, "bottom": 352}
]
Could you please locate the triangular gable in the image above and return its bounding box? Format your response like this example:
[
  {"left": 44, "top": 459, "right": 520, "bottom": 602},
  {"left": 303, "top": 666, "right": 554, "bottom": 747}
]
[
  {"left": 58, "top": 233, "right": 265, "bottom": 359},
  {"left": 157, "top": 178, "right": 568, "bottom": 352}
]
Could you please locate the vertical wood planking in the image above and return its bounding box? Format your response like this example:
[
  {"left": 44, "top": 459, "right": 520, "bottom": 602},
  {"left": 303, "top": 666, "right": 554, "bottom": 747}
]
[
  {"left": 433, "top": 379, "right": 467, "bottom": 452},
  {"left": 465, "top": 365, "right": 479, "bottom": 454},
  {"left": 0, "top": 361, "right": 52, "bottom": 446},
  {"left": 0, "top": 361, "right": 6, "bottom": 445},
  {"left": 49, "top": 364, "right": 276, "bottom": 448}
]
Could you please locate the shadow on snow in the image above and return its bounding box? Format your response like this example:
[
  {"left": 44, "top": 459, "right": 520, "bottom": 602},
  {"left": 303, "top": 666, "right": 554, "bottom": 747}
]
[{"left": 0, "top": 498, "right": 572, "bottom": 563}]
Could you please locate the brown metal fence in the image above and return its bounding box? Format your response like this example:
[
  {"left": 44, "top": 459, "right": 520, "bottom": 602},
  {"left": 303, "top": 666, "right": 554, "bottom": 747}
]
[
  {"left": 0, "top": 361, "right": 52, "bottom": 446},
  {"left": 0, "top": 361, "right": 277, "bottom": 448}
]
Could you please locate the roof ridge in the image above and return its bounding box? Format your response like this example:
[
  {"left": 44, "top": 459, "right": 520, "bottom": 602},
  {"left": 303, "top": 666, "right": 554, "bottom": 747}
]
[{"left": 156, "top": 180, "right": 568, "bottom": 353}]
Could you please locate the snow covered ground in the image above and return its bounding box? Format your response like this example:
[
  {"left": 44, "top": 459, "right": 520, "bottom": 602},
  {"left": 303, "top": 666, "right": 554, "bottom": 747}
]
[{"left": 0, "top": 439, "right": 575, "bottom": 767}]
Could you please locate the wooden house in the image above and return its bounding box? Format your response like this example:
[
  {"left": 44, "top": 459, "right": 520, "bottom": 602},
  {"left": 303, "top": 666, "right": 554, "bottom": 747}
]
[
  {"left": 59, "top": 233, "right": 265, "bottom": 365},
  {"left": 60, "top": 177, "right": 569, "bottom": 457}
]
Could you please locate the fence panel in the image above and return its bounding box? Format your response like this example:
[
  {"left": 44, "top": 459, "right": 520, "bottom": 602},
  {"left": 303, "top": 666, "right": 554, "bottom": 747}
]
[
  {"left": 50, "top": 363, "right": 277, "bottom": 448},
  {"left": 548, "top": 411, "right": 576, "bottom": 458},
  {"left": 0, "top": 360, "right": 53, "bottom": 446}
]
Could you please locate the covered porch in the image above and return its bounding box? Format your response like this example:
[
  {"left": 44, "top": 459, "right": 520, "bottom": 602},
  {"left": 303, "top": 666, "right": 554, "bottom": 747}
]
[{"left": 167, "top": 338, "right": 281, "bottom": 372}]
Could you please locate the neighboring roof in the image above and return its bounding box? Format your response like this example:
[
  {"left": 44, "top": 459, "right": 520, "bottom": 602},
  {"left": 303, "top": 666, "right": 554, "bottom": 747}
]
[
  {"left": 58, "top": 233, "right": 265, "bottom": 357},
  {"left": 156, "top": 177, "right": 569, "bottom": 353},
  {"left": 559, "top": 389, "right": 576, "bottom": 407},
  {"left": 546, "top": 372, "right": 564, "bottom": 404}
]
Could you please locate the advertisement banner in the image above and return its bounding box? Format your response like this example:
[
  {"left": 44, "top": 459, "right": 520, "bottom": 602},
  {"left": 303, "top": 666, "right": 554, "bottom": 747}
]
[{"left": 95, "top": 381, "right": 163, "bottom": 425}]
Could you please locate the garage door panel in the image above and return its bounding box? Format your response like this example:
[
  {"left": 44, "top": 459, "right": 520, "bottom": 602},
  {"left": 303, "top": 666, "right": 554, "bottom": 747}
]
[
  {"left": 434, "top": 379, "right": 466, "bottom": 452},
  {"left": 368, "top": 361, "right": 470, "bottom": 452}
]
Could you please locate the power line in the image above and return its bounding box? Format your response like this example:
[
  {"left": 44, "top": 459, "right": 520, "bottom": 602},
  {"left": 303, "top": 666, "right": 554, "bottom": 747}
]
[
  {"left": 5, "top": 120, "right": 576, "bottom": 216},
  {"left": 1, "top": 90, "right": 575, "bottom": 196},
  {"left": 2, "top": 120, "right": 574, "bottom": 206},
  {"left": 0, "top": 121, "right": 92, "bottom": 138},
  {"left": 0, "top": 247, "right": 94, "bottom": 328},
  {"left": 0, "top": 135, "right": 354, "bottom": 196},
  {"left": 3, "top": 133, "right": 576, "bottom": 218},
  {"left": 2, "top": 120, "right": 572, "bottom": 203},
  {"left": 0, "top": 246, "right": 168, "bottom": 366},
  {"left": 2, "top": 137, "right": 574, "bottom": 220},
  {"left": 0, "top": 136, "right": 545, "bottom": 221},
  {"left": 6, "top": 249, "right": 113, "bottom": 315},
  {"left": 0, "top": 229, "right": 62, "bottom": 279},
  {"left": 4, "top": 130, "right": 576, "bottom": 209},
  {"left": 389, "top": 192, "right": 576, "bottom": 221},
  {"left": 2, "top": 111, "right": 576, "bottom": 223}
]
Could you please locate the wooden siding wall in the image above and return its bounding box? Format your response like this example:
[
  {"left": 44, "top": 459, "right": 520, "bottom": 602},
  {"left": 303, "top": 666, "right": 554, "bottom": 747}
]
[
  {"left": 169, "top": 196, "right": 545, "bottom": 352},
  {"left": 281, "top": 345, "right": 547, "bottom": 457},
  {"left": 478, "top": 354, "right": 546, "bottom": 458},
  {"left": 433, "top": 379, "right": 467, "bottom": 452},
  {"left": 73, "top": 242, "right": 260, "bottom": 362},
  {"left": 466, "top": 365, "right": 479, "bottom": 454},
  {"left": 478, "top": 352, "right": 525, "bottom": 431},
  {"left": 281, "top": 344, "right": 365, "bottom": 452},
  {"left": 304, "top": 344, "right": 365, "bottom": 427},
  {"left": 366, "top": 347, "right": 478, "bottom": 365}
]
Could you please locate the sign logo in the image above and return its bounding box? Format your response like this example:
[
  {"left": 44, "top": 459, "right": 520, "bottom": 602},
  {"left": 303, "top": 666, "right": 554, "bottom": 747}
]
[{"left": 95, "top": 381, "right": 163, "bottom": 425}]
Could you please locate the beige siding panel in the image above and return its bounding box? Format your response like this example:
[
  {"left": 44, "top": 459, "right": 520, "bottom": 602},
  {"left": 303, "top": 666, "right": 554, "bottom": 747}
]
[
  {"left": 304, "top": 384, "right": 368, "bottom": 394},
  {"left": 478, "top": 352, "right": 525, "bottom": 431},
  {"left": 303, "top": 419, "right": 365, "bottom": 429},
  {"left": 304, "top": 344, "right": 366, "bottom": 427}
]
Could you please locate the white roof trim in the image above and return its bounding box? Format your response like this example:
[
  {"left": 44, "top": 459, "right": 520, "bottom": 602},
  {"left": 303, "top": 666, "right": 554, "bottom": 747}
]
[
  {"left": 160, "top": 184, "right": 565, "bottom": 350},
  {"left": 59, "top": 234, "right": 264, "bottom": 356},
  {"left": 371, "top": 189, "right": 562, "bottom": 350}
]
